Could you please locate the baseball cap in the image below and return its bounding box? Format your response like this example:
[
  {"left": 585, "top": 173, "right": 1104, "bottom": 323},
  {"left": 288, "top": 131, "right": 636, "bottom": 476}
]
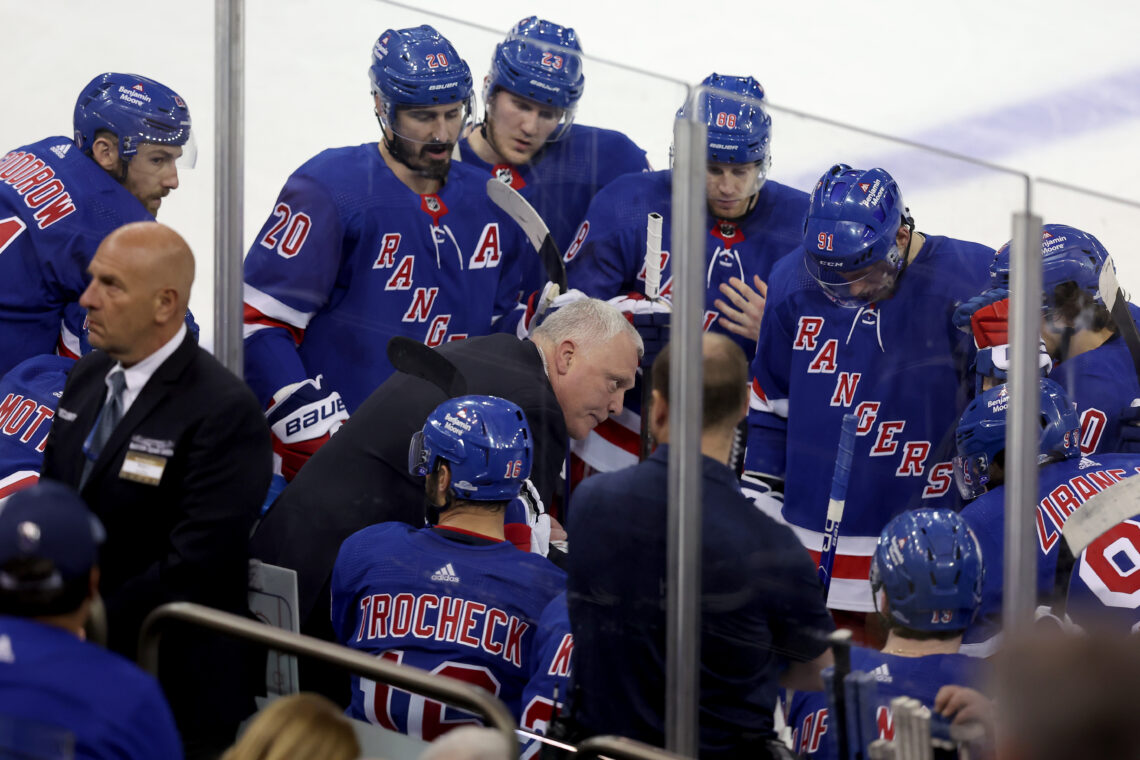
[{"left": 0, "top": 481, "right": 105, "bottom": 592}]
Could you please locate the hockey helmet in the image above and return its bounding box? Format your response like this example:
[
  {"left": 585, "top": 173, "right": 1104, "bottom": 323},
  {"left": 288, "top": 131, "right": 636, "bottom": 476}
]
[
  {"left": 370, "top": 25, "right": 475, "bottom": 132},
  {"left": 990, "top": 223, "right": 1115, "bottom": 313},
  {"left": 73, "top": 72, "right": 194, "bottom": 165},
  {"left": 802, "top": 164, "right": 911, "bottom": 308},
  {"left": 871, "top": 509, "right": 983, "bottom": 632},
  {"left": 952, "top": 378, "right": 1081, "bottom": 499},
  {"left": 678, "top": 73, "right": 771, "bottom": 168},
  {"left": 485, "top": 16, "right": 584, "bottom": 142},
  {"left": 408, "top": 395, "right": 532, "bottom": 502}
]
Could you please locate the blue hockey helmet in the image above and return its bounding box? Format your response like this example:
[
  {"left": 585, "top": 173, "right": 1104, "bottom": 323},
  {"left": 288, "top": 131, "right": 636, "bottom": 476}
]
[
  {"left": 73, "top": 73, "right": 193, "bottom": 163},
  {"left": 802, "top": 164, "right": 912, "bottom": 308},
  {"left": 871, "top": 509, "right": 983, "bottom": 632},
  {"left": 370, "top": 25, "right": 475, "bottom": 131},
  {"left": 677, "top": 73, "right": 772, "bottom": 168},
  {"left": 408, "top": 395, "right": 532, "bottom": 502},
  {"left": 952, "top": 378, "right": 1081, "bottom": 499},
  {"left": 485, "top": 16, "right": 584, "bottom": 141},
  {"left": 990, "top": 224, "right": 1114, "bottom": 310}
]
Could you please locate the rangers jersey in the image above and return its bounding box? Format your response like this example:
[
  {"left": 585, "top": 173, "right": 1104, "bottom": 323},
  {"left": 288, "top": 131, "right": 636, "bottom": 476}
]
[
  {"left": 746, "top": 235, "right": 992, "bottom": 611},
  {"left": 519, "top": 592, "right": 572, "bottom": 760},
  {"left": 0, "top": 354, "right": 73, "bottom": 499},
  {"left": 0, "top": 138, "right": 154, "bottom": 377},
  {"left": 331, "top": 523, "right": 565, "bottom": 740},
  {"left": 243, "top": 144, "right": 532, "bottom": 412},
  {"left": 458, "top": 122, "right": 649, "bottom": 282},
  {"left": 785, "top": 647, "right": 980, "bottom": 760},
  {"left": 58, "top": 300, "right": 199, "bottom": 361},
  {"left": 1049, "top": 332, "right": 1140, "bottom": 455},
  {"left": 960, "top": 452, "right": 1140, "bottom": 654},
  {"left": 565, "top": 170, "right": 808, "bottom": 474},
  {"left": 1067, "top": 511, "right": 1140, "bottom": 634}
]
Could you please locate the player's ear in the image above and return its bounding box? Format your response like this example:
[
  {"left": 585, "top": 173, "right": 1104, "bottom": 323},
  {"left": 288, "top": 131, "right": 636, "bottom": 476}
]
[
  {"left": 90, "top": 134, "right": 120, "bottom": 173},
  {"left": 436, "top": 462, "right": 452, "bottom": 501},
  {"left": 895, "top": 220, "right": 911, "bottom": 250}
]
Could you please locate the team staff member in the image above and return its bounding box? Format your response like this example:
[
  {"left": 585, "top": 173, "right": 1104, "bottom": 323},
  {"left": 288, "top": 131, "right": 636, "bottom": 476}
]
[
  {"left": 0, "top": 72, "right": 192, "bottom": 377},
  {"left": 252, "top": 298, "right": 640, "bottom": 700},
  {"left": 567, "top": 334, "right": 834, "bottom": 758},
  {"left": 0, "top": 482, "right": 182, "bottom": 760},
  {"left": 41, "top": 222, "right": 272, "bottom": 754}
]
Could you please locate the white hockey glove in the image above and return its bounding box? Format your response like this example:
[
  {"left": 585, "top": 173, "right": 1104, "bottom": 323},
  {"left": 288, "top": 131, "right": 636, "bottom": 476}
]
[
  {"left": 517, "top": 478, "right": 552, "bottom": 557},
  {"left": 517, "top": 284, "right": 589, "bottom": 339},
  {"left": 266, "top": 375, "right": 349, "bottom": 481}
]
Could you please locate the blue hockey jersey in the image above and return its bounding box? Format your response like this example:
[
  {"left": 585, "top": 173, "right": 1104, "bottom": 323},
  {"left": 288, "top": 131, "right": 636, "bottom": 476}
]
[
  {"left": 0, "top": 354, "right": 73, "bottom": 498},
  {"left": 243, "top": 144, "right": 532, "bottom": 412},
  {"left": 960, "top": 453, "right": 1140, "bottom": 653},
  {"left": 565, "top": 170, "right": 808, "bottom": 359},
  {"left": 0, "top": 615, "right": 182, "bottom": 760},
  {"left": 0, "top": 138, "right": 153, "bottom": 377},
  {"left": 745, "top": 235, "right": 992, "bottom": 611},
  {"left": 458, "top": 122, "right": 649, "bottom": 279},
  {"left": 1050, "top": 332, "right": 1140, "bottom": 455},
  {"left": 1067, "top": 513, "right": 1140, "bottom": 633},
  {"left": 330, "top": 523, "right": 565, "bottom": 740},
  {"left": 519, "top": 592, "right": 572, "bottom": 760},
  {"left": 786, "top": 646, "right": 980, "bottom": 760}
]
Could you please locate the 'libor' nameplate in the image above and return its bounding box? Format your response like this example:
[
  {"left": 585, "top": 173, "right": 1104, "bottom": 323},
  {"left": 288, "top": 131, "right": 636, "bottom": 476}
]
[{"left": 119, "top": 451, "right": 167, "bottom": 486}]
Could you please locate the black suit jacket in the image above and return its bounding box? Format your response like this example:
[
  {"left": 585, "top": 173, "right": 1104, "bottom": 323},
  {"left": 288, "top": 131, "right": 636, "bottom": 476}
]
[
  {"left": 251, "top": 333, "right": 566, "bottom": 634},
  {"left": 41, "top": 333, "right": 272, "bottom": 729}
]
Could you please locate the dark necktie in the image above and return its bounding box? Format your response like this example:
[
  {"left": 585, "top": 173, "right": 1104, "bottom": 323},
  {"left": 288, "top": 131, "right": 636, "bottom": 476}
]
[{"left": 81, "top": 369, "right": 126, "bottom": 487}]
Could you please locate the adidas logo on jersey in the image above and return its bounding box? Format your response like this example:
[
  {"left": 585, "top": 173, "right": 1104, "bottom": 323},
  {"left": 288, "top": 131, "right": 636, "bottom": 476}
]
[
  {"left": 870, "top": 663, "right": 892, "bottom": 683},
  {"left": 50, "top": 143, "right": 71, "bottom": 159},
  {"left": 431, "top": 563, "right": 460, "bottom": 583}
]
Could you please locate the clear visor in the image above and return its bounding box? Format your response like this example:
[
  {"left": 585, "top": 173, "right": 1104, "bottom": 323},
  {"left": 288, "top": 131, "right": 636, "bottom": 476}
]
[
  {"left": 804, "top": 249, "right": 901, "bottom": 308},
  {"left": 953, "top": 452, "right": 991, "bottom": 499},
  {"left": 177, "top": 130, "right": 198, "bottom": 169},
  {"left": 385, "top": 97, "right": 475, "bottom": 148},
  {"left": 486, "top": 91, "right": 576, "bottom": 145},
  {"left": 408, "top": 430, "right": 430, "bottom": 477}
]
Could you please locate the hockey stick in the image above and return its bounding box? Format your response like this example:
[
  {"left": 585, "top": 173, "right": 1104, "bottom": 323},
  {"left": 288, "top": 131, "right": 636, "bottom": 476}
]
[
  {"left": 1061, "top": 474, "right": 1140, "bottom": 555},
  {"left": 386, "top": 336, "right": 468, "bottom": 398},
  {"left": 819, "top": 413, "right": 859, "bottom": 598},
  {"left": 640, "top": 212, "right": 665, "bottom": 460},
  {"left": 486, "top": 178, "right": 567, "bottom": 293},
  {"left": 828, "top": 628, "right": 854, "bottom": 760},
  {"left": 1099, "top": 254, "right": 1140, "bottom": 381}
]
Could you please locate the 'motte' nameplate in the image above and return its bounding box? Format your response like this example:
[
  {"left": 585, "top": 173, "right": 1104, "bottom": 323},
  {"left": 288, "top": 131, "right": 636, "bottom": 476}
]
[{"left": 119, "top": 451, "right": 167, "bottom": 486}]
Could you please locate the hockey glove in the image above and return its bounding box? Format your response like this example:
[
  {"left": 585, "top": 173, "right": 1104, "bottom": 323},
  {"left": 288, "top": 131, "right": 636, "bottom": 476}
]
[
  {"left": 609, "top": 292, "right": 671, "bottom": 369},
  {"left": 266, "top": 375, "right": 349, "bottom": 481},
  {"left": 503, "top": 478, "right": 552, "bottom": 556},
  {"left": 516, "top": 284, "right": 589, "bottom": 339},
  {"left": 952, "top": 288, "right": 1009, "bottom": 333}
]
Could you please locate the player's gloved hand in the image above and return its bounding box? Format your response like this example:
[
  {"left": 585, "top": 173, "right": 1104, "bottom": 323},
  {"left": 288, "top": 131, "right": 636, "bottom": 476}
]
[
  {"left": 740, "top": 470, "right": 785, "bottom": 503},
  {"left": 516, "top": 284, "right": 589, "bottom": 339},
  {"left": 266, "top": 375, "right": 349, "bottom": 481},
  {"left": 504, "top": 478, "right": 552, "bottom": 556},
  {"left": 609, "top": 293, "right": 671, "bottom": 369},
  {"left": 973, "top": 339, "right": 1052, "bottom": 392},
  {"left": 952, "top": 288, "right": 1009, "bottom": 333},
  {"left": 970, "top": 296, "right": 1013, "bottom": 349}
]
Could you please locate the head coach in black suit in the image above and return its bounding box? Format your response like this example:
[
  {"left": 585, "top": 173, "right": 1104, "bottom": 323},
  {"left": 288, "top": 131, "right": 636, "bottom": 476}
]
[
  {"left": 40, "top": 221, "right": 272, "bottom": 756},
  {"left": 250, "top": 298, "right": 642, "bottom": 701}
]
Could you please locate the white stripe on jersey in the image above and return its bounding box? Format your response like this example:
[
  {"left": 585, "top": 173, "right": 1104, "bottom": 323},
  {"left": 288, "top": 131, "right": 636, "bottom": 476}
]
[{"left": 243, "top": 282, "right": 316, "bottom": 329}]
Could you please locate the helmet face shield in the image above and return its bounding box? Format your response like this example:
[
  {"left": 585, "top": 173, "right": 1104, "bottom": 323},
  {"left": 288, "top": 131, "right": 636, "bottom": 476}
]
[
  {"left": 408, "top": 430, "right": 430, "bottom": 477},
  {"left": 805, "top": 248, "right": 902, "bottom": 308},
  {"left": 953, "top": 451, "right": 991, "bottom": 499}
]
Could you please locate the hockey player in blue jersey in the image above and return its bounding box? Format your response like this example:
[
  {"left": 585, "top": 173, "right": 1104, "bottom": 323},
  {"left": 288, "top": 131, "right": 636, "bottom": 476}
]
[
  {"left": 744, "top": 163, "right": 991, "bottom": 621},
  {"left": 564, "top": 73, "right": 808, "bottom": 472},
  {"left": 243, "top": 25, "right": 537, "bottom": 483},
  {"left": 0, "top": 354, "right": 74, "bottom": 499},
  {"left": 458, "top": 17, "right": 649, "bottom": 265},
  {"left": 518, "top": 591, "right": 572, "bottom": 760},
  {"left": 0, "top": 72, "right": 192, "bottom": 378},
  {"left": 953, "top": 378, "right": 1140, "bottom": 655},
  {"left": 330, "top": 395, "right": 565, "bottom": 740},
  {"left": 785, "top": 509, "right": 985, "bottom": 759},
  {"left": 965, "top": 224, "right": 1140, "bottom": 455}
]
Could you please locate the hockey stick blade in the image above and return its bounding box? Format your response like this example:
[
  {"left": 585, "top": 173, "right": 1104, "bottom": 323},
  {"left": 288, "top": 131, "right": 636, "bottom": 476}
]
[
  {"left": 486, "top": 178, "right": 567, "bottom": 292},
  {"left": 1099, "top": 254, "right": 1140, "bottom": 381},
  {"left": 818, "top": 413, "right": 859, "bottom": 598},
  {"left": 386, "top": 336, "right": 468, "bottom": 399}
]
